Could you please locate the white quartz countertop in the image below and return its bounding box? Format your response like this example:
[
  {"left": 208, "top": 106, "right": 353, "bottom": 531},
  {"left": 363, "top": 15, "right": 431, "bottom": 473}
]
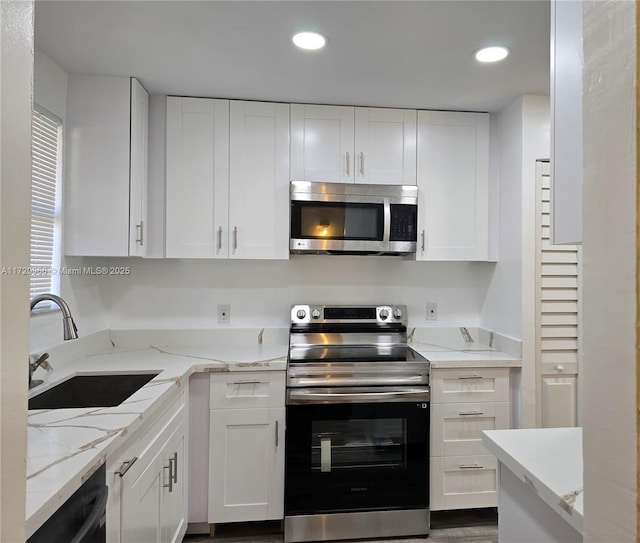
[
  {"left": 26, "top": 339, "right": 287, "bottom": 538},
  {"left": 482, "top": 427, "right": 583, "bottom": 534},
  {"left": 26, "top": 326, "right": 520, "bottom": 537}
]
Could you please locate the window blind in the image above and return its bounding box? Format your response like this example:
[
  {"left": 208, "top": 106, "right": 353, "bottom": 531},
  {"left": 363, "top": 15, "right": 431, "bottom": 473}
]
[{"left": 30, "top": 108, "right": 62, "bottom": 306}]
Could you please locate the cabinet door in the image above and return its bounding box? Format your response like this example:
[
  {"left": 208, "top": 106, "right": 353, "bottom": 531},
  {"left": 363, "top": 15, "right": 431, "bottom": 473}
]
[
  {"left": 129, "top": 78, "right": 149, "bottom": 257},
  {"left": 354, "top": 107, "right": 416, "bottom": 185},
  {"left": 162, "top": 420, "right": 187, "bottom": 543},
  {"left": 209, "top": 407, "right": 284, "bottom": 523},
  {"left": 121, "top": 449, "right": 163, "bottom": 543},
  {"left": 541, "top": 375, "right": 577, "bottom": 427},
  {"left": 416, "top": 111, "right": 490, "bottom": 260},
  {"left": 64, "top": 75, "right": 132, "bottom": 256},
  {"left": 166, "top": 97, "right": 229, "bottom": 258},
  {"left": 229, "top": 101, "right": 290, "bottom": 259},
  {"left": 290, "top": 104, "right": 355, "bottom": 182}
]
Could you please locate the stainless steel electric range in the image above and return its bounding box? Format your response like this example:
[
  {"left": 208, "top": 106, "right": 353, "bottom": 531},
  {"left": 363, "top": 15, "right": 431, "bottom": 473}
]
[{"left": 284, "top": 305, "right": 430, "bottom": 543}]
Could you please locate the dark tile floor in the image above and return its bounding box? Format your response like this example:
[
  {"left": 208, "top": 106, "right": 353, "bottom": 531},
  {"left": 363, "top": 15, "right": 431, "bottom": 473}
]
[{"left": 183, "top": 509, "right": 498, "bottom": 543}]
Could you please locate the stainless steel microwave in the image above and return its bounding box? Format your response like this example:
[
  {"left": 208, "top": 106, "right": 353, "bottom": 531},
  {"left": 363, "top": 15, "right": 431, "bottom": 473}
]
[{"left": 290, "top": 181, "right": 418, "bottom": 256}]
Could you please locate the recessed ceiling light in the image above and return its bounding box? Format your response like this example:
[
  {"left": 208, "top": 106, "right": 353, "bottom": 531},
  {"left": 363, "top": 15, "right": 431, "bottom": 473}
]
[
  {"left": 474, "top": 46, "right": 510, "bottom": 63},
  {"left": 292, "top": 32, "right": 327, "bottom": 51}
]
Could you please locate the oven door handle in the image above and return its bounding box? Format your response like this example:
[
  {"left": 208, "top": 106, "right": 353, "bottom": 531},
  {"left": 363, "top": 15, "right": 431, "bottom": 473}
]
[{"left": 287, "top": 388, "right": 430, "bottom": 404}]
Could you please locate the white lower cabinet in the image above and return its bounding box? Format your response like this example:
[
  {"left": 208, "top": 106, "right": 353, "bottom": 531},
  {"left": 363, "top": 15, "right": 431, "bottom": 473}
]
[
  {"left": 541, "top": 374, "right": 577, "bottom": 428},
  {"left": 430, "top": 367, "right": 511, "bottom": 510},
  {"left": 106, "top": 387, "right": 187, "bottom": 543},
  {"left": 208, "top": 372, "right": 285, "bottom": 524}
]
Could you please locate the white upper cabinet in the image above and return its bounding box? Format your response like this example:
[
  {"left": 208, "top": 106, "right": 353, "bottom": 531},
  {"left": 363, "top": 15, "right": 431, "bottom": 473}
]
[
  {"left": 550, "top": 0, "right": 583, "bottom": 244},
  {"left": 129, "top": 78, "right": 149, "bottom": 257},
  {"left": 354, "top": 107, "right": 417, "bottom": 184},
  {"left": 165, "top": 97, "right": 230, "bottom": 258},
  {"left": 166, "top": 98, "right": 289, "bottom": 260},
  {"left": 290, "top": 104, "right": 354, "bottom": 183},
  {"left": 291, "top": 104, "right": 416, "bottom": 185},
  {"left": 64, "top": 75, "right": 149, "bottom": 256},
  {"left": 416, "top": 111, "right": 490, "bottom": 261},
  {"left": 229, "top": 101, "right": 290, "bottom": 260}
]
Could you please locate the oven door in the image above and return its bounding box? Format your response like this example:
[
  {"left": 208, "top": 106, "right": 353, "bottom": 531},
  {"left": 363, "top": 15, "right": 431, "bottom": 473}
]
[{"left": 285, "top": 387, "right": 430, "bottom": 516}]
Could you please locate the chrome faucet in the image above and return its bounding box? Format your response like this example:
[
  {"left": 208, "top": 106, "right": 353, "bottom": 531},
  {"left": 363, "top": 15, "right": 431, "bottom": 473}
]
[
  {"left": 30, "top": 293, "right": 79, "bottom": 340},
  {"left": 29, "top": 294, "right": 78, "bottom": 388}
]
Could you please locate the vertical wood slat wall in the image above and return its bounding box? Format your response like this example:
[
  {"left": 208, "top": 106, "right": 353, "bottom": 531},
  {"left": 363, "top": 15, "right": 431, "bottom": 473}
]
[{"left": 535, "top": 160, "right": 581, "bottom": 427}]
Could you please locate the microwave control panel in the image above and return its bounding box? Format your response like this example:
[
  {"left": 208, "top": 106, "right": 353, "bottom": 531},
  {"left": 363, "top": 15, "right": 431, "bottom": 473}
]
[{"left": 390, "top": 204, "right": 417, "bottom": 241}]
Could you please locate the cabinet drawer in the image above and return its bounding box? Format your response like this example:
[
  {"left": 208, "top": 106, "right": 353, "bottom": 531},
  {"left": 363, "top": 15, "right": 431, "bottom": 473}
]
[
  {"left": 541, "top": 361, "right": 578, "bottom": 375},
  {"left": 431, "top": 368, "right": 509, "bottom": 403},
  {"left": 430, "top": 455, "right": 497, "bottom": 511},
  {"left": 210, "top": 371, "right": 285, "bottom": 409},
  {"left": 431, "top": 402, "right": 510, "bottom": 457}
]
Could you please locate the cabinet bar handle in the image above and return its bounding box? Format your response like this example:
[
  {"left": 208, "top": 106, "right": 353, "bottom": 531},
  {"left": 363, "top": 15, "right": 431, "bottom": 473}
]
[
  {"left": 172, "top": 452, "right": 178, "bottom": 484},
  {"left": 275, "top": 420, "right": 279, "bottom": 448},
  {"left": 345, "top": 151, "right": 350, "bottom": 176},
  {"left": 217, "top": 226, "right": 223, "bottom": 251},
  {"left": 421, "top": 230, "right": 425, "bottom": 252},
  {"left": 232, "top": 380, "right": 261, "bottom": 385},
  {"left": 164, "top": 459, "right": 174, "bottom": 492},
  {"left": 233, "top": 226, "right": 238, "bottom": 250},
  {"left": 359, "top": 152, "right": 364, "bottom": 175},
  {"left": 115, "top": 457, "right": 137, "bottom": 478},
  {"left": 136, "top": 222, "right": 144, "bottom": 246},
  {"left": 459, "top": 410, "right": 484, "bottom": 416},
  {"left": 458, "top": 375, "right": 483, "bottom": 380},
  {"left": 459, "top": 463, "right": 484, "bottom": 469}
]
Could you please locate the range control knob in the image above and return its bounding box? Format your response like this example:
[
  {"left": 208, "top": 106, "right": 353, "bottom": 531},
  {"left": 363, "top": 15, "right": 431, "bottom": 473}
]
[
  {"left": 311, "top": 309, "right": 322, "bottom": 319},
  {"left": 296, "top": 309, "right": 307, "bottom": 320},
  {"left": 393, "top": 308, "right": 403, "bottom": 320},
  {"left": 379, "top": 308, "right": 390, "bottom": 320}
]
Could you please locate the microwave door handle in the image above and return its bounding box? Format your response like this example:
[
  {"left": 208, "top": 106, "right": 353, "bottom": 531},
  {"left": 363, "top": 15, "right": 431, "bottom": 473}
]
[{"left": 382, "top": 197, "right": 391, "bottom": 248}]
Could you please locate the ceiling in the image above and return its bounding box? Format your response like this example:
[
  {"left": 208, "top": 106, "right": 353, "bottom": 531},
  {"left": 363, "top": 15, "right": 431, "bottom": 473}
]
[{"left": 34, "top": 0, "right": 550, "bottom": 113}]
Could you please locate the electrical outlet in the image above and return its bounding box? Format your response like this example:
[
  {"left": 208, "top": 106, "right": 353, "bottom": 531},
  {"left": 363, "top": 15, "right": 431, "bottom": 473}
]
[
  {"left": 218, "top": 304, "right": 230, "bottom": 324},
  {"left": 426, "top": 302, "right": 438, "bottom": 321}
]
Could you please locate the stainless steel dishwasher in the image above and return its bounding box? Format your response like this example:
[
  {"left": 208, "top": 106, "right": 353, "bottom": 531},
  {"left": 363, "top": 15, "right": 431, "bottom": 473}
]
[{"left": 28, "top": 464, "right": 107, "bottom": 543}]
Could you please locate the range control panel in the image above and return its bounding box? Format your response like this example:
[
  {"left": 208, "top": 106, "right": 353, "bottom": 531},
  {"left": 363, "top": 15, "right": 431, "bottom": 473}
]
[{"left": 291, "top": 305, "right": 406, "bottom": 325}]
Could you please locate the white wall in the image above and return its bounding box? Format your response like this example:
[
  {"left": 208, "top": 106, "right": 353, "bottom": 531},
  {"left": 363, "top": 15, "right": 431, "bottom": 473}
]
[
  {"left": 582, "top": 1, "right": 637, "bottom": 540},
  {"left": 1, "top": 2, "right": 33, "bottom": 540},
  {"left": 94, "top": 257, "right": 494, "bottom": 330},
  {"left": 31, "top": 50, "right": 107, "bottom": 351},
  {"left": 481, "top": 94, "right": 549, "bottom": 428}
]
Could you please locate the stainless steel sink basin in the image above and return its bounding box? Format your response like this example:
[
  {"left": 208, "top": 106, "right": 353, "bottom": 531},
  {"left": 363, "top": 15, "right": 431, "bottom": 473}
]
[{"left": 28, "top": 372, "right": 160, "bottom": 409}]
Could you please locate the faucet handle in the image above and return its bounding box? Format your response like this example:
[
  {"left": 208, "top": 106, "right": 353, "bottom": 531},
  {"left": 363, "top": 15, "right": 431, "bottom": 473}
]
[{"left": 30, "top": 352, "right": 52, "bottom": 372}]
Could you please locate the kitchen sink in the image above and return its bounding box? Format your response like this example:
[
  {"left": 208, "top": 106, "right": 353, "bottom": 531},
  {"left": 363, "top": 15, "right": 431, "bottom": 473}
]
[{"left": 28, "top": 372, "right": 160, "bottom": 409}]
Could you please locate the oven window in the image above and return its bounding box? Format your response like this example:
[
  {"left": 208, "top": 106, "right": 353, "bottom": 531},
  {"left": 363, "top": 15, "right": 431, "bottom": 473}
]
[
  {"left": 291, "top": 202, "right": 383, "bottom": 240},
  {"left": 311, "top": 418, "right": 407, "bottom": 471}
]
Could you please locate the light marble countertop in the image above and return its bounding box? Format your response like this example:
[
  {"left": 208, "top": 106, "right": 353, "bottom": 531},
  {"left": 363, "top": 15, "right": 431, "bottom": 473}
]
[
  {"left": 26, "top": 326, "right": 520, "bottom": 537},
  {"left": 26, "top": 339, "right": 287, "bottom": 538},
  {"left": 482, "top": 427, "right": 583, "bottom": 534}
]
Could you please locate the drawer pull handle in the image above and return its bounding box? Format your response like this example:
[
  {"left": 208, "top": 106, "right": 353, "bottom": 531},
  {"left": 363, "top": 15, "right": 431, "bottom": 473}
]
[
  {"left": 115, "top": 457, "right": 137, "bottom": 478},
  {"left": 172, "top": 452, "right": 178, "bottom": 484},
  {"left": 555, "top": 365, "right": 564, "bottom": 371},
  {"left": 458, "top": 375, "right": 483, "bottom": 380},
  {"left": 232, "top": 380, "right": 262, "bottom": 385},
  {"left": 459, "top": 463, "right": 484, "bottom": 469},
  {"left": 459, "top": 410, "right": 484, "bottom": 416},
  {"left": 164, "top": 458, "right": 174, "bottom": 492}
]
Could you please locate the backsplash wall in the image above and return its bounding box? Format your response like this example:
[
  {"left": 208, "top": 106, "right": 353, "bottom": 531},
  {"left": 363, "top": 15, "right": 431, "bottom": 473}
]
[{"left": 88, "top": 257, "right": 496, "bottom": 331}]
